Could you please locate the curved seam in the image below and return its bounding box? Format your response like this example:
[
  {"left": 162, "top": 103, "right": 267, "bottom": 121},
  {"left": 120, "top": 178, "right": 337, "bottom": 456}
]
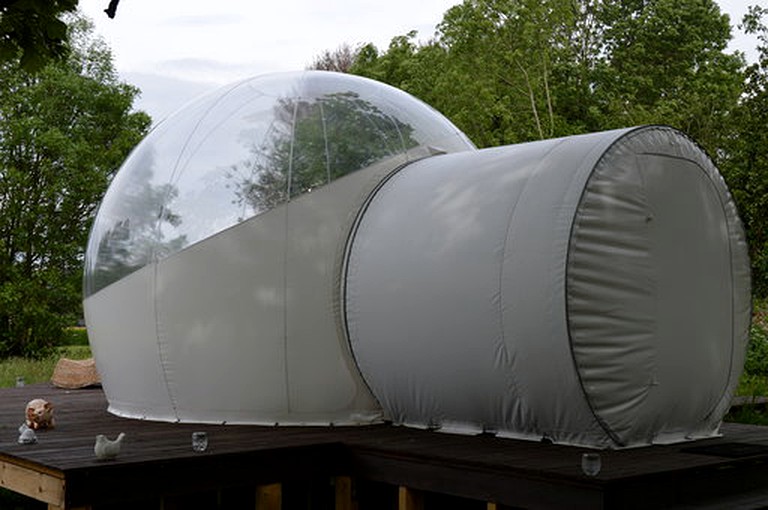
[
  {"left": 282, "top": 100, "right": 300, "bottom": 414},
  {"left": 152, "top": 261, "right": 180, "bottom": 421},
  {"left": 646, "top": 127, "right": 742, "bottom": 426},
  {"left": 677, "top": 141, "right": 747, "bottom": 426},
  {"left": 338, "top": 157, "right": 434, "bottom": 408},
  {"left": 319, "top": 101, "right": 331, "bottom": 184},
  {"left": 152, "top": 79, "right": 249, "bottom": 263},
  {"left": 387, "top": 111, "right": 408, "bottom": 156},
  {"left": 171, "top": 91, "right": 269, "bottom": 189},
  {"left": 496, "top": 185, "right": 524, "bottom": 406},
  {"left": 496, "top": 140, "right": 570, "bottom": 434},
  {"left": 563, "top": 126, "right": 652, "bottom": 447}
]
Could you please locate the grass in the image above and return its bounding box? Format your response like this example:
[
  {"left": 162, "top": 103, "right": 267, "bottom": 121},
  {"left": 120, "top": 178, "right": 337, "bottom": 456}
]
[
  {"left": 726, "top": 299, "right": 768, "bottom": 425},
  {"left": 736, "top": 373, "right": 768, "bottom": 397},
  {"left": 0, "top": 345, "right": 92, "bottom": 388},
  {"left": 725, "top": 405, "right": 768, "bottom": 426},
  {"left": 736, "top": 299, "right": 768, "bottom": 397}
]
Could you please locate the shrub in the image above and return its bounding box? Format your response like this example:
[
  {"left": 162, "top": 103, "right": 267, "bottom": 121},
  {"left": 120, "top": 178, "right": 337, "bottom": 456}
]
[
  {"left": 744, "top": 323, "right": 768, "bottom": 376},
  {"left": 60, "top": 327, "right": 89, "bottom": 346}
]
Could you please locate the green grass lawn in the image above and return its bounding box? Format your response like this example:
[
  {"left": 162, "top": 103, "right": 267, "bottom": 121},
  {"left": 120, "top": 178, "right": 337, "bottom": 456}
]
[
  {"left": 738, "top": 300, "right": 768, "bottom": 396},
  {"left": 0, "top": 345, "right": 92, "bottom": 388}
]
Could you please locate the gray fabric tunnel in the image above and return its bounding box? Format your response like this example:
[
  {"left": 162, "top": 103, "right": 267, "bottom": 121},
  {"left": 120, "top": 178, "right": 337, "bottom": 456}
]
[{"left": 345, "top": 125, "right": 751, "bottom": 448}]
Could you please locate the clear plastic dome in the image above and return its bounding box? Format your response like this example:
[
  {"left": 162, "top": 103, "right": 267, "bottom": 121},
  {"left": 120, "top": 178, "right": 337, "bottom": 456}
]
[{"left": 85, "top": 71, "right": 475, "bottom": 296}]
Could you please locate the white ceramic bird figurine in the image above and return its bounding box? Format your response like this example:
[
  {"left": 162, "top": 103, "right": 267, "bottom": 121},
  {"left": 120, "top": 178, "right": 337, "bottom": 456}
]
[
  {"left": 94, "top": 433, "right": 125, "bottom": 460},
  {"left": 17, "top": 423, "right": 37, "bottom": 444}
]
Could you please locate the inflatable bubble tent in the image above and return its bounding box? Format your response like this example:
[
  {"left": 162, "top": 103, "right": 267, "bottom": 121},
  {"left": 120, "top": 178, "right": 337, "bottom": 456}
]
[{"left": 84, "top": 71, "right": 751, "bottom": 449}]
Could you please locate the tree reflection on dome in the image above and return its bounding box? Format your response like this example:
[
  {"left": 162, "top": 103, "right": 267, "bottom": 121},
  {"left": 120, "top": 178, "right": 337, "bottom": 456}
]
[
  {"left": 84, "top": 71, "right": 475, "bottom": 296},
  {"left": 226, "top": 90, "right": 419, "bottom": 217}
]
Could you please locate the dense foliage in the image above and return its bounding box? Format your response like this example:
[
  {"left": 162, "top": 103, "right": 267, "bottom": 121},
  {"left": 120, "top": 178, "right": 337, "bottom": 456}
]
[
  {"left": 323, "top": 0, "right": 768, "bottom": 296},
  {"left": 0, "top": 16, "right": 150, "bottom": 357},
  {"left": 0, "top": 0, "right": 79, "bottom": 71},
  {"left": 724, "top": 6, "right": 768, "bottom": 297}
]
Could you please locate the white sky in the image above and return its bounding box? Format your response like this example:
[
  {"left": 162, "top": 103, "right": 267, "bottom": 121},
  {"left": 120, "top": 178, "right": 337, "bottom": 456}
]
[{"left": 78, "top": 0, "right": 762, "bottom": 123}]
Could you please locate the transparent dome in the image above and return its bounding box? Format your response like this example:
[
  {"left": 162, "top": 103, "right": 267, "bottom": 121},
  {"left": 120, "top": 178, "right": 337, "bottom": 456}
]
[{"left": 84, "top": 71, "right": 475, "bottom": 296}]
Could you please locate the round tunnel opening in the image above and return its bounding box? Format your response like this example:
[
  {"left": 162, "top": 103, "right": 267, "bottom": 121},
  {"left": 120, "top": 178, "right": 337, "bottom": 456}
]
[{"left": 567, "top": 128, "right": 738, "bottom": 445}]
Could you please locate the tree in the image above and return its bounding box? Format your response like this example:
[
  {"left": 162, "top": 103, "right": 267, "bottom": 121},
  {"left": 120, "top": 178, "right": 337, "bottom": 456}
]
[
  {"left": 0, "top": 15, "right": 150, "bottom": 357},
  {"left": 594, "top": 0, "right": 743, "bottom": 153},
  {"left": 308, "top": 43, "right": 361, "bottom": 73},
  {"left": 348, "top": 0, "right": 742, "bottom": 152},
  {"left": 350, "top": 0, "right": 587, "bottom": 146},
  {"left": 0, "top": 1, "right": 121, "bottom": 71},
  {"left": 0, "top": 0, "right": 78, "bottom": 71},
  {"left": 227, "top": 91, "right": 418, "bottom": 216},
  {"left": 722, "top": 6, "right": 768, "bottom": 297},
  {"left": 87, "top": 143, "right": 187, "bottom": 295}
]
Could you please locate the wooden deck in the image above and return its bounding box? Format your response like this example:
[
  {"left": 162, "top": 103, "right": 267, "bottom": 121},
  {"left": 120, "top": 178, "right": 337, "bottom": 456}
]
[{"left": 2, "top": 385, "right": 768, "bottom": 509}]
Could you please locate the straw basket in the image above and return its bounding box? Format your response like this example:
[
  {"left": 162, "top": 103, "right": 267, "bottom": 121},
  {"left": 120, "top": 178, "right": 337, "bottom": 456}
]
[{"left": 51, "top": 358, "right": 101, "bottom": 389}]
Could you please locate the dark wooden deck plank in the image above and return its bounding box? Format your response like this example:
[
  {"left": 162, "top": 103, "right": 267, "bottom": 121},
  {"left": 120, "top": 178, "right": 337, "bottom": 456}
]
[{"left": 2, "top": 384, "right": 768, "bottom": 508}]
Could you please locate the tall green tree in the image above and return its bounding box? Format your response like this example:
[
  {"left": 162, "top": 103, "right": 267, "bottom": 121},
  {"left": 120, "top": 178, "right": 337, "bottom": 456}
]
[
  {"left": 595, "top": 0, "right": 743, "bottom": 153},
  {"left": 349, "top": 0, "right": 742, "bottom": 153},
  {"left": 0, "top": 0, "right": 78, "bottom": 71},
  {"left": 722, "top": 6, "right": 768, "bottom": 296},
  {"left": 353, "top": 1, "right": 581, "bottom": 146},
  {"left": 0, "top": 1, "right": 120, "bottom": 71},
  {"left": 0, "top": 15, "right": 150, "bottom": 357}
]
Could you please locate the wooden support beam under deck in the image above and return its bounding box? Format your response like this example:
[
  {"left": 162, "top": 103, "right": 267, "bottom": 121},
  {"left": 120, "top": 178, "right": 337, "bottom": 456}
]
[
  {"left": 0, "top": 458, "right": 65, "bottom": 508},
  {"left": 256, "top": 483, "right": 282, "bottom": 510},
  {"left": 398, "top": 485, "right": 424, "bottom": 510},
  {"left": 335, "top": 475, "right": 354, "bottom": 510}
]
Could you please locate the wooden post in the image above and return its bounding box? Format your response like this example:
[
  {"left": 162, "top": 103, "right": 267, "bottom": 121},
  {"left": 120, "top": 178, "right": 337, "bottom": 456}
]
[
  {"left": 256, "top": 483, "right": 282, "bottom": 510},
  {"left": 335, "top": 476, "right": 354, "bottom": 510},
  {"left": 0, "top": 460, "right": 66, "bottom": 508},
  {"left": 398, "top": 486, "right": 424, "bottom": 510}
]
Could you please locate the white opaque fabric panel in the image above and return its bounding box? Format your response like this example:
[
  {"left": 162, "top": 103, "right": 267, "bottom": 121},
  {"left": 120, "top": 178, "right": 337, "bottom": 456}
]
[
  {"left": 281, "top": 158, "right": 399, "bottom": 421},
  {"left": 84, "top": 267, "right": 175, "bottom": 421},
  {"left": 154, "top": 205, "right": 289, "bottom": 423},
  {"left": 345, "top": 126, "right": 751, "bottom": 448},
  {"left": 496, "top": 132, "right": 622, "bottom": 446}
]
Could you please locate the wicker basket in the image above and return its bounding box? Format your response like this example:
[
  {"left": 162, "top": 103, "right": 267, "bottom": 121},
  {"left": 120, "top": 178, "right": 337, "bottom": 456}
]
[{"left": 51, "top": 358, "right": 101, "bottom": 389}]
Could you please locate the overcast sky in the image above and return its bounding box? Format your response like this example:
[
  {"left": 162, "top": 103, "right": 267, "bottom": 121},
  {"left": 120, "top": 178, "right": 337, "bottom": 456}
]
[{"left": 78, "top": 0, "right": 761, "bottom": 123}]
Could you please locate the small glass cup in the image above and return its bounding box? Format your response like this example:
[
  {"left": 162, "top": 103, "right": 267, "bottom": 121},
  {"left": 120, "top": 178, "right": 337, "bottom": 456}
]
[
  {"left": 15, "top": 376, "right": 24, "bottom": 387},
  {"left": 581, "top": 452, "right": 601, "bottom": 476},
  {"left": 192, "top": 431, "right": 208, "bottom": 452}
]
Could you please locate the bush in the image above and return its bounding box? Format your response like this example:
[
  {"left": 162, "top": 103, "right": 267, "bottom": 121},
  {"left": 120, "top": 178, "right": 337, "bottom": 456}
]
[
  {"left": 744, "top": 323, "right": 768, "bottom": 376},
  {"left": 0, "top": 276, "right": 76, "bottom": 359},
  {"left": 60, "top": 327, "right": 89, "bottom": 346}
]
